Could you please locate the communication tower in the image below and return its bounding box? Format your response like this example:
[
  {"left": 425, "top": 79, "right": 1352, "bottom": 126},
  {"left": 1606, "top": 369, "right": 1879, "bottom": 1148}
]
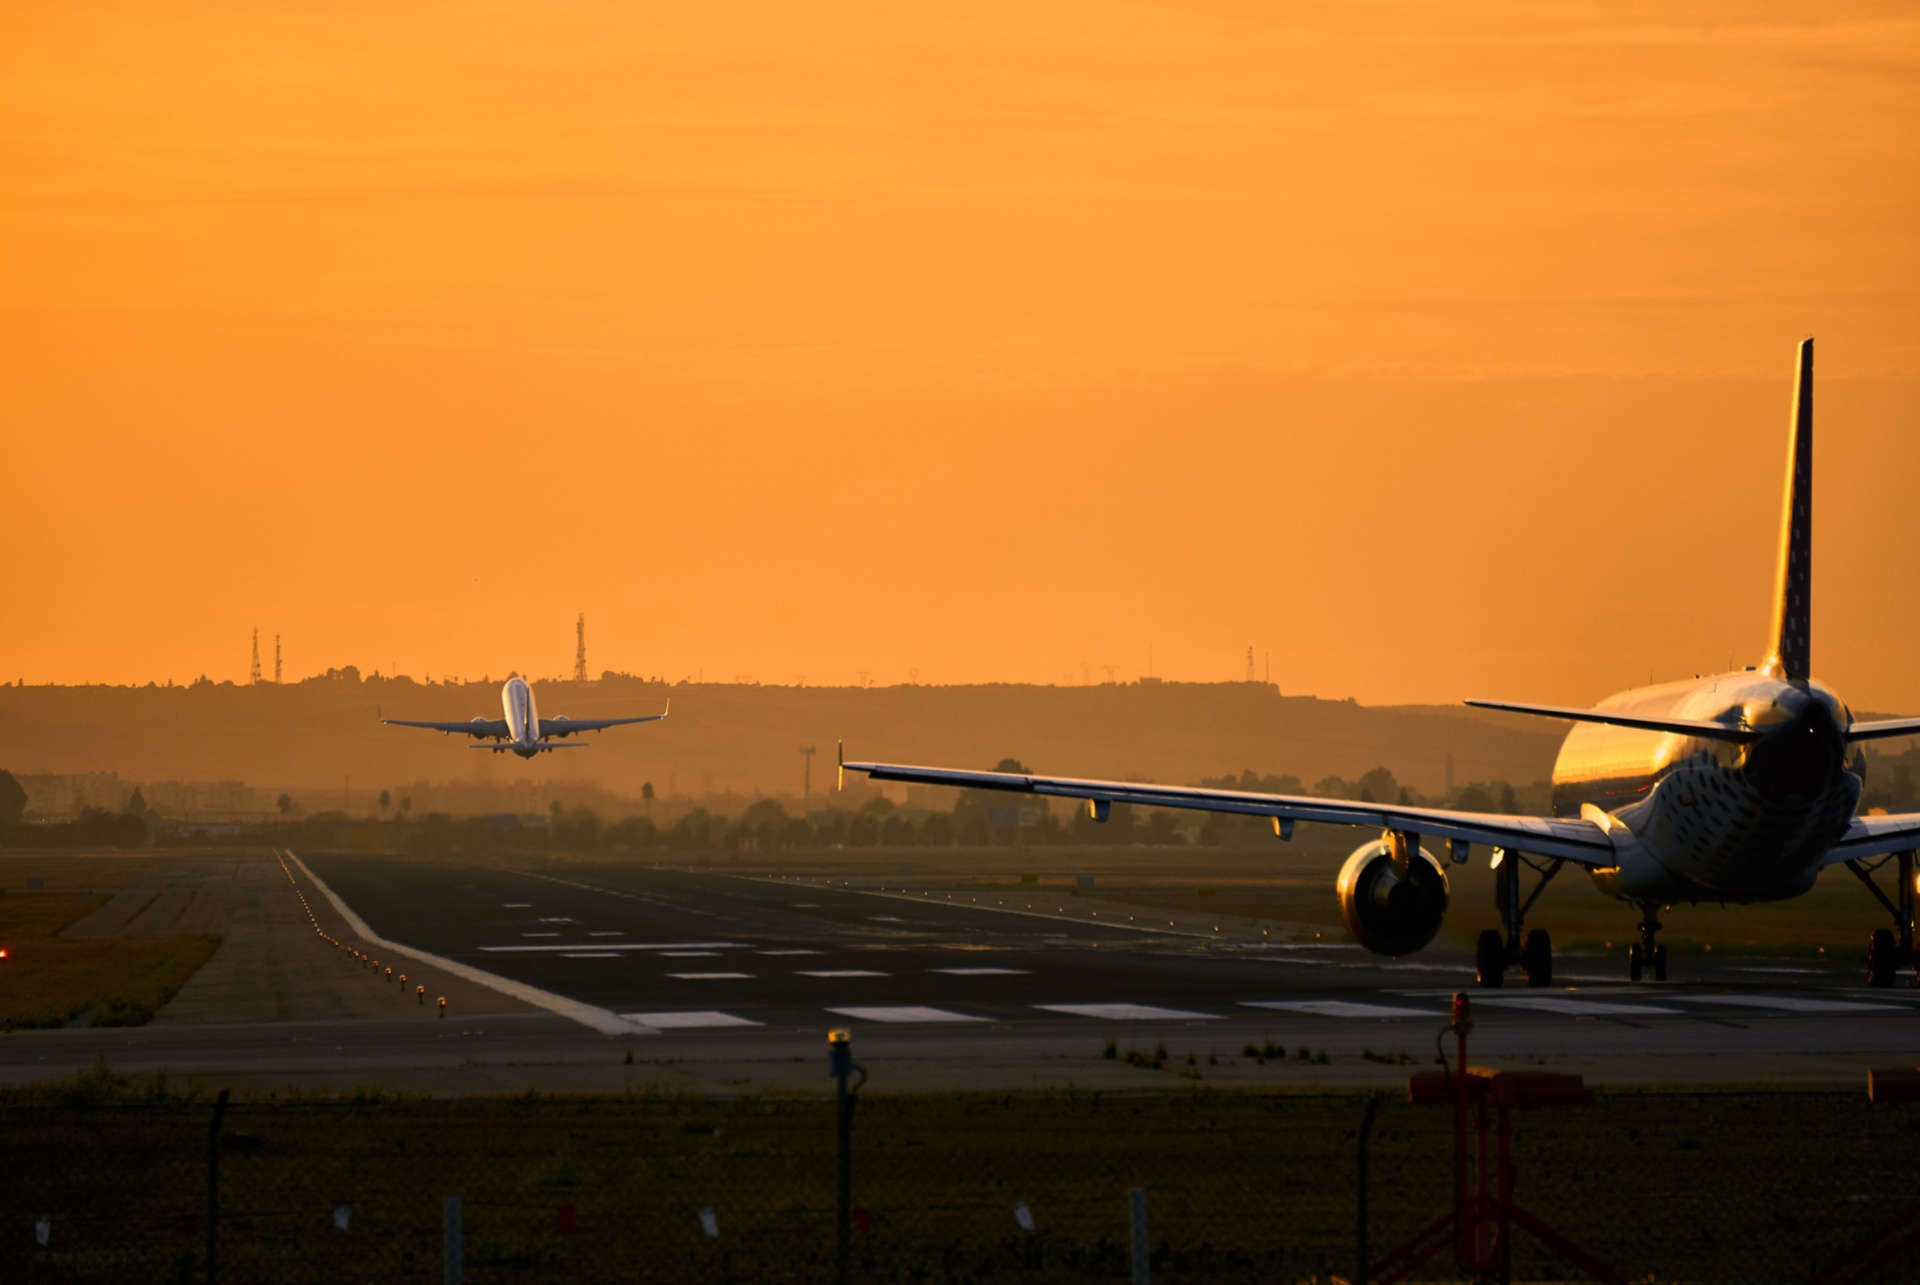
[
  {"left": 249, "top": 629, "right": 262, "bottom": 684},
  {"left": 574, "top": 613, "right": 588, "bottom": 682},
  {"left": 274, "top": 635, "right": 282, "bottom": 684},
  {"left": 1246, "top": 645, "right": 1255, "bottom": 683}
]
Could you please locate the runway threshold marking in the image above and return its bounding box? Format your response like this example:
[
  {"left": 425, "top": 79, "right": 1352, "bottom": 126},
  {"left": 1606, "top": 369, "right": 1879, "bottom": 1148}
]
[
  {"left": 282, "top": 850, "right": 659, "bottom": 1038},
  {"left": 1034, "top": 1003, "right": 1218, "bottom": 1021},
  {"left": 1468, "top": 995, "right": 1684, "bottom": 1016},
  {"left": 827, "top": 1005, "right": 984, "bottom": 1024},
  {"left": 624, "top": 1010, "right": 763, "bottom": 1029},
  {"left": 477, "top": 941, "right": 743, "bottom": 953},
  {"left": 1241, "top": 1000, "right": 1433, "bottom": 1019},
  {"left": 1672, "top": 994, "right": 1901, "bottom": 1013}
]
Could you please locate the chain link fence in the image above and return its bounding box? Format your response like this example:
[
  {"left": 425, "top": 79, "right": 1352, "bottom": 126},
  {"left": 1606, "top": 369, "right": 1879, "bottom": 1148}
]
[{"left": 5, "top": 1087, "right": 1918, "bottom": 1283}]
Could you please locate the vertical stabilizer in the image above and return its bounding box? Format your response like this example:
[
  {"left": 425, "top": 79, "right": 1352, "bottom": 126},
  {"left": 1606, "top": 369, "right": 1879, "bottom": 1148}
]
[{"left": 1764, "top": 338, "right": 1814, "bottom": 681}]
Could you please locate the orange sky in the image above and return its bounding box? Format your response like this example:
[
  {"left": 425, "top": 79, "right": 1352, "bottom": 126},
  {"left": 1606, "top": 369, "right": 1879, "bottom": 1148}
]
[{"left": 5, "top": 2, "right": 1918, "bottom": 709}]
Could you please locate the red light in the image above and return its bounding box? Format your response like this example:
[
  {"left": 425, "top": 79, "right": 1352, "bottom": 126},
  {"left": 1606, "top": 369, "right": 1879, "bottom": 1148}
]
[{"left": 0, "top": 948, "right": 10, "bottom": 960}]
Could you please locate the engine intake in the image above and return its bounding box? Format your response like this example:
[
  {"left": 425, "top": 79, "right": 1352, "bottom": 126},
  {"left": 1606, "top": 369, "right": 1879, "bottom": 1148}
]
[{"left": 1336, "top": 838, "right": 1449, "bottom": 956}]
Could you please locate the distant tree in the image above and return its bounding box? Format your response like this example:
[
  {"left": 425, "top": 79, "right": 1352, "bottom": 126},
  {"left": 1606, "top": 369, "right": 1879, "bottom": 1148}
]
[
  {"left": 1498, "top": 783, "right": 1519, "bottom": 814},
  {"left": 0, "top": 770, "right": 27, "bottom": 826},
  {"left": 400, "top": 795, "right": 413, "bottom": 816},
  {"left": 276, "top": 792, "right": 296, "bottom": 817},
  {"left": 642, "top": 782, "right": 655, "bottom": 813},
  {"left": 1357, "top": 766, "right": 1400, "bottom": 803},
  {"left": 1454, "top": 784, "right": 1497, "bottom": 813},
  {"left": 125, "top": 787, "right": 148, "bottom": 817},
  {"left": 994, "top": 758, "right": 1030, "bottom": 774},
  {"left": 378, "top": 789, "right": 392, "bottom": 812}
]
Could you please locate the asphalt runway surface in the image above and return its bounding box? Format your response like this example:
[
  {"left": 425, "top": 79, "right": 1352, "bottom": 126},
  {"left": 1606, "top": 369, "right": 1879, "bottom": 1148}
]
[{"left": 303, "top": 854, "right": 1920, "bottom": 1041}]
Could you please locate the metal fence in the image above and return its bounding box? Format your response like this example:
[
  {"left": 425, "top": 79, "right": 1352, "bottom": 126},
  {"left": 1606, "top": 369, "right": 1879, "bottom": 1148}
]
[{"left": 5, "top": 1086, "right": 1918, "bottom": 1283}]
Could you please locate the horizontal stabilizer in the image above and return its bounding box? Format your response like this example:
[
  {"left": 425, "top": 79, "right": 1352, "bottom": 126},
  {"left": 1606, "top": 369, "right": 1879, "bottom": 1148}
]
[
  {"left": 471, "top": 742, "right": 589, "bottom": 752},
  {"left": 1467, "top": 699, "right": 1761, "bottom": 743},
  {"left": 1847, "top": 718, "right": 1920, "bottom": 743}
]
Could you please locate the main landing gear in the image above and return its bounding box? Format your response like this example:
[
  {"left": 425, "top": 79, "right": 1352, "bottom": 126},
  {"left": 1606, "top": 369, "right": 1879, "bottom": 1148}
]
[
  {"left": 1627, "top": 904, "right": 1668, "bottom": 983},
  {"left": 1475, "top": 849, "right": 1564, "bottom": 989},
  {"left": 1845, "top": 850, "right": 1916, "bottom": 988}
]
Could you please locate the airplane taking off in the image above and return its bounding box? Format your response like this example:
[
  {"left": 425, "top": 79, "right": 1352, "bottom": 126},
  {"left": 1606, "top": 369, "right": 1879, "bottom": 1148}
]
[
  {"left": 383, "top": 676, "right": 667, "bottom": 759},
  {"left": 843, "top": 341, "right": 1920, "bottom": 988}
]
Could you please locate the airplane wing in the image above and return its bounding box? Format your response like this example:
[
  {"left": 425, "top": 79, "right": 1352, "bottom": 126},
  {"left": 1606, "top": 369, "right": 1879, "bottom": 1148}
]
[
  {"left": 1846, "top": 718, "right": 1920, "bottom": 742},
  {"left": 1821, "top": 813, "right": 1920, "bottom": 864},
  {"left": 839, "top": 755, "right": 1615, "bottom": 866},
  {"left": 383, "top": 718, "right": 509, "bottom": 739},
  {"left": 538, "top": 703, "right": 669, "bottom": 740}
]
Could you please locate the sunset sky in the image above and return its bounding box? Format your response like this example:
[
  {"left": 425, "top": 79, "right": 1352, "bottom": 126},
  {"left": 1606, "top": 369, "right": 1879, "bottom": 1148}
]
[{"left": 5, "top": 2, "right": 1917, "bottom": 709}]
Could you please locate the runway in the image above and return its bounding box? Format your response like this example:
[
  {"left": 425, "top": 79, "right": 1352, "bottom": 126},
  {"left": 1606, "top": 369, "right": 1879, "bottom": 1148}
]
[{"left": 304, "top": 853, "right": 1920, "bottom": 1038}]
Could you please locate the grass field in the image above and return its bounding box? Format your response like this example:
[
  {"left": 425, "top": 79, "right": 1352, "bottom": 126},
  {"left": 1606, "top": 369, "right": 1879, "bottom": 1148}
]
[
  {"left": 0, "top": 854, "right": 221, "bottom": 1028},
  {"left": 3, "top": 1077, "right": 1915, "bottom": 1283}
]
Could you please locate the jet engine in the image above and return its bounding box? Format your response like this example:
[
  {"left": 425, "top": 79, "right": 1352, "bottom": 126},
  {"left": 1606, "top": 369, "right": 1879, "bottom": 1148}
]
[{"left": 1335, "top": 837, "right": 1449, "bottom": 956}]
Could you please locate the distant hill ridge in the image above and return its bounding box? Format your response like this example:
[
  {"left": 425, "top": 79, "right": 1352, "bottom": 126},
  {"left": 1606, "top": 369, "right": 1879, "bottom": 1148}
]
[{"left": 0, "top": 676, "right": 1565, "bottom": 798}]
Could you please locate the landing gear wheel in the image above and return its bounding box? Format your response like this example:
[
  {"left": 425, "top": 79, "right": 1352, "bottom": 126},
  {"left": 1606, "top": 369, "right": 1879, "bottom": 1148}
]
[
  {"left": 1523, "top": 929, "right": 1553, "bottom": 988},
  {"left": 1628, "top": 943, "right": 1645, "bottom": 983},
  {"left": 1476, "top": 929, "right": 1507, "bottom": 988},
  {"left": 1869, "top": 928, "right": 1898, "bottom": 988},
  {"left": 1652, "top": 943, "right": 1668, "bottom": 983}
]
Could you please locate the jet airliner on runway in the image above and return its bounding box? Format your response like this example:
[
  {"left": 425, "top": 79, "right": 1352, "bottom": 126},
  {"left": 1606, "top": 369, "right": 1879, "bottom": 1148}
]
[
  {"left": 842, "top": 341, "right": 1920, "bottom": 988},
  {"left": 383, "top": 677, "right": 667, "bottom": 759}
]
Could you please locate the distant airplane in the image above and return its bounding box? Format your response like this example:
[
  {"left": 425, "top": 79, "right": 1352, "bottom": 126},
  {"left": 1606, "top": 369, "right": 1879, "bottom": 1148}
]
[
  {"left": 383, "top": 676, "right": 667, "bottom": 758},
  {"left": 842, "top": 340, "right": 1920, "bottom": 988}
]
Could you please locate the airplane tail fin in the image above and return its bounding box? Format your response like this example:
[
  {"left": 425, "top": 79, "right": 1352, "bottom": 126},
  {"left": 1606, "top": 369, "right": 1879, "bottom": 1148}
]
[{"left": 1764, "top": 338, "right": 1814, "bottom": 682}]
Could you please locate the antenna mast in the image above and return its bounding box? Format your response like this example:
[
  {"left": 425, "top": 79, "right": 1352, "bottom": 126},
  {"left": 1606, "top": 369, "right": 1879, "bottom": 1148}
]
[
  {"left": 249, "top": 628, "right": 262, "bottom": 684},
  {"left": 574, "top": 612, "right": 588, "bottom": 682},
  {"left": 274, "top": 635, "right": 282, "bottom": 684}
]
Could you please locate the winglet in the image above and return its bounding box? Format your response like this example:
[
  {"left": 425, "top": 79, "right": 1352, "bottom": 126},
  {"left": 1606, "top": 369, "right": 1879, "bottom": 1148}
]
[
  {"left": 1763, "top": 337, "right": 1813, "bottom": 682},
  {"left": 837, "top": 740, "right": 845, "bottom": 792},
  {"left": 663, "top": 698, "right": 671, "bottom": 719}
]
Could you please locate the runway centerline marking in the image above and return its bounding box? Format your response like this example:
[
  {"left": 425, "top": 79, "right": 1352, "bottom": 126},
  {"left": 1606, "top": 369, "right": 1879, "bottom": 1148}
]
[
  {"left": 931, "top": 967, "right": 1029, "bottom": 976},
  {"left": 521, "top": 932, "right": 560, "bottom": 938},
  {"left": 827, "top": 1005, "right": 984, "bottom": 1024},
  {"left": 757, "top": 948, "right": 822, "bottom": 956},
  {"left": 1242, "top": 1000, "right": 1434, "bottom": 1019},
  {"left": 727, "top": 875, "right": 1216, "bottom": 938},
  {"left": 563, "top": 952, "right": 621, "bottom": 959},
  {"left": 799, "top": 969, "right": 888, "bottom": 979},
  {"left": 658, "top": 951, "right": 721, "bottom": 958},
  {"left": 624, "top": 1011, "right": 762, "bottom": 1029},
  {"left": 1035, "top": 1003, "right": 1218, "bottom": 1021},
  {"left": 502, "top": 903, "right": 532, "bottom": 909},
  {"left": 667, "top": 972, "right": 755, "bottom": 981}
]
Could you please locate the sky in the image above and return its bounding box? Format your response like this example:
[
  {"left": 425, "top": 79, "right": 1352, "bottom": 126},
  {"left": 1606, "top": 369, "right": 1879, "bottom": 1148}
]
[{"left": 5, "top": 1, "right": 1918, "bottom": 708}]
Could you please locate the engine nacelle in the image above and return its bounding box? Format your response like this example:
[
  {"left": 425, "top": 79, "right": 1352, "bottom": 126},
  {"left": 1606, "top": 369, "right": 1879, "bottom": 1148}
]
[{"left": 1335, "top": 838, "right": 1449, "bottom": 956}]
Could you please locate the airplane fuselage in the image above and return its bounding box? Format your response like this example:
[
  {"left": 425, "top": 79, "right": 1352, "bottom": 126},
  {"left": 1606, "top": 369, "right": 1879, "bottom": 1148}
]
[
  {"left": 501, "top": 676, "right": 543, "bottom": 758},
  {"left": 1551, "top": 670, "right": 1863, "bottom": 904}
]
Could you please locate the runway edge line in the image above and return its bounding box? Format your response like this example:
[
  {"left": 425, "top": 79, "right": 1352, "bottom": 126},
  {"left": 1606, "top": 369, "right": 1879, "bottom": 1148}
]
[{"left": 282, "top": 850, "right": 659, "bottom": 1037}]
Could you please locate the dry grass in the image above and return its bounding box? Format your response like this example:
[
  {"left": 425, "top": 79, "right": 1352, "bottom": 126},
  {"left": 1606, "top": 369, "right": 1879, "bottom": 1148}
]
[{"left": 0, "top": 866, "right": 221, "bottom": 1028}]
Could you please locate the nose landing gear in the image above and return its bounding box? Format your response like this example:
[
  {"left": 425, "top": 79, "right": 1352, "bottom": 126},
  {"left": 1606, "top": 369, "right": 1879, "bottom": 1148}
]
[
  {"left": 1627, "top": 905, "right": 1668, "bottom": 982},
  {"left": 1474, "top": 850, "right": 1564, "bottom": 988},
  {"left": 1847, "top": 851, "right": 1916, "bottom": 988}
]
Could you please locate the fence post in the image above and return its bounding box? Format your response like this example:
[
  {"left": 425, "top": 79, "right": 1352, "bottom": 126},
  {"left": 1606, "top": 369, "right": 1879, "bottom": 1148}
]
[
  {"left": 1356, "top": 1094, "right": 1382, "bottom": 1285},
  {"left": 205, "top": 1089, "right": 229, "bottom": 1285},
  {"left": 1129, "top": 1187, "right": 1150, "bottom": 1285},
  {"left": 828, "top": 1029, "right": 865, "bottom": 1285},
  {"left": 443, "top": 1195, "right": 463, "bottom": 1285}
]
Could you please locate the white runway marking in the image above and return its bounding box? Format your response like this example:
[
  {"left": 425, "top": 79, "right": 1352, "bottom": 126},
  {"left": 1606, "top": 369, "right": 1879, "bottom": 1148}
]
[
  {"left": 799, "top": 969, "right": 888, "bottom": 978},
  {"left": 870, "top": 915, "right": 908, "bottom": 923},
  {"left": 588, "top": 931, "right": 623, "bottom": 938},
  {"left": 827, "top": 1005, "right": 984, "bottom": 1024},
  {"left": 536, "top": 916, "right": 577, "bottom": 924},
  {"left": 1035, "top": 1003, "right": 1217, "bottom": 1021},
  {"left": 1242, "top": 1000, "right": 1434, "bottom": 1019},
  {"left": 1674, "top": 994, "right": 1901, "bottom": 1013},
  {"left": 667, "top": 972, "right": 754, "bottom": 981},
  {"left": 792, "top": 903, "right": 819, "bottom": 908},
  {"left": 658, "top": 951, "right": 721, "bottom": 958},
  {"left": 932, "top": 967, "right": 1029, "bottom": 976},
  {"left": 1470, "top": 995, "right": 1682, "bottom": 1016},
  {"left": 521, "top": 932, "right": 560, "bottom": 938},
  {"left": 502, "top": 903, "right": 532, "bottom": 909},
  {"left": 478, "top": 941, "right": 743, "bottom": 954},
  {"left": 562, "top": 952, "right": 621, "bottom": 959},
  {"left": 757, "top": 948, "right": 822, "bottom": 956},
  {"left": 1735, "top": 966, "right": 1824, "bottom": 975},
  {"left": 624, "top": 1010, "right": 763, "bottom": 1029}
]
